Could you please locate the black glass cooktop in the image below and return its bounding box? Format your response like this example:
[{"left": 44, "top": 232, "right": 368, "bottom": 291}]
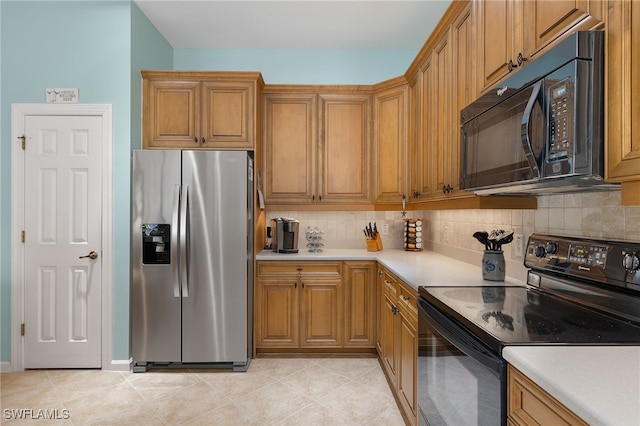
[{"left": 419, "top": 286, "right": 640, "bottom": 352}]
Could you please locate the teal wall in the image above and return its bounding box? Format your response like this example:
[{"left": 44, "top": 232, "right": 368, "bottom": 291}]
[
  {"left": 0, "top": 1, "right": 171, "bottom": 363},
  {"left": 1, "top": 0, "right": 417, "bottom": 365},
  {"left": 174, "top": 49, "right": 416, "bottom": 84}
]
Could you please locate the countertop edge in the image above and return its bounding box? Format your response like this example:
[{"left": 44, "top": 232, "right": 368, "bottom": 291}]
[{"left": 503, "top": 346, "right": 640, "bottom": 426}]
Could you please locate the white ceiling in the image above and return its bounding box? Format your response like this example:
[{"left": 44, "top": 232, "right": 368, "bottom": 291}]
[{"left": 133, "top": 0, "right": 452, "bottom": 50}]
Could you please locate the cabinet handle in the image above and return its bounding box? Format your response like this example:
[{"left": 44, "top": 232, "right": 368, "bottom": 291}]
[
  {"left": 294, "top": 282, "right": 297, "bottom": 289},
  {"left": 319, "top": 195, "right": 322, "bottom": 202},
  {"left": 412, "top": 191, "right": 420, "bottom": 198},
  {"left": 508, "top": 59, "right": 517, "bottom": 72},
  {"left": 201, "top": 137, "right": 206, "bottom": 144},
  {"left": 312, "top": 195, "right": 315, "bottom": 202},
  {"left": 402, "top": 296, "right": 410, "bottom": 301},
  {"left": 517, "top": 52, "right": 528, "bottom": 66},
  {"left": 391, "top": 305, "right": 399, "bottom": 314},
  {"left": 302, "top": 282, "right": 305, "bottom": 288},
  {"left": 194, "top": 137, "right": 198, "bottom": 143}
]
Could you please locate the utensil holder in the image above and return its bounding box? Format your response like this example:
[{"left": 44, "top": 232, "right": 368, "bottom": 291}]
[
  {"left": 482, "top": 250, "right": 505, "bottom": 281},
  {"left": 366, "top": 233, "right": 383, "bottom": 252},
  {"left": 404, "top": 219, "right": 423, "bottom": 251}
]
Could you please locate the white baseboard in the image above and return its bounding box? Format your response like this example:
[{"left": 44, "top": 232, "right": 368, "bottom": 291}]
[
  {"left": 106, "top": 358, "right": 132, "bottom": 372},
  {"left": 0, "top": 361, "right": 14, "bottom": 373}
]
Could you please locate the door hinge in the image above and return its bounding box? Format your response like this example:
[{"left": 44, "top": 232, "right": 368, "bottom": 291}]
[
  {"left": 21, "top": 230, "right": 25, "bottom": 243},
  {"left": 21, "top": 323, "right": 25, "bottom": 336},
  {"left": 18, "top": 135, "right": 26, "bottom": 150}
]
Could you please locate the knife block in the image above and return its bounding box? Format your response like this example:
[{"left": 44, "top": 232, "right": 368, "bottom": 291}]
[{"left": 366, "top": 233, "right": 383, "bottom": 252}]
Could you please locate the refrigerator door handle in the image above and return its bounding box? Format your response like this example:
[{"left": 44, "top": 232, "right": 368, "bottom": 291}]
[
  {"left": 171, "top": 184, "right": 181, "bottom": 298},
  {"left": 180, "top": 184, "right": 189, "bottom": 298}
]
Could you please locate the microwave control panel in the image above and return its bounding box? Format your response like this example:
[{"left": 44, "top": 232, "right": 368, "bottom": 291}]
[{"left": 547, "top": 78, "right": 575, "bottom": 161}]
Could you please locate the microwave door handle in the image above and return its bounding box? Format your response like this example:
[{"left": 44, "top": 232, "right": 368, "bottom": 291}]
[{"left": 521, "top": 81, "right": 544, "bottom": 177}]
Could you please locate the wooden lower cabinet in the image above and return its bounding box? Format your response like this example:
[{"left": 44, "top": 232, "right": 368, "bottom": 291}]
[
  {"left": 376, "top": 265, "right": 418, "bottom": 425},
  {"left": 255, "top": 261, "right": 375, "bottom": 352},
  {"left": 508, "top": 365, "right": 587, "bottom": 426}
]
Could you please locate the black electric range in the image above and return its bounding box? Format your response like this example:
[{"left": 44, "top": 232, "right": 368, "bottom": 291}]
[
  {"left": 419, "top": 233, "right": 640, "bottom": 353},
  {"left": 416, "top": 234, "right": 640, "bottom": 426}
]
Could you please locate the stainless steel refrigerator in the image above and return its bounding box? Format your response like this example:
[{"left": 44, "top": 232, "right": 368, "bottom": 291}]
[{"left": 131, "top": 150, "right": 253, "bottom": 372}]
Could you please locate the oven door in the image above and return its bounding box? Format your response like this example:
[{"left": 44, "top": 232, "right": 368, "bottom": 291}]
[{"left": 418, "top": 297, "right": 507, "bottom": 426}]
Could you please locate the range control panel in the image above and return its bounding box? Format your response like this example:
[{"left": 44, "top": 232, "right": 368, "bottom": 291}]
[{"left": 525, "top": 234, "right": 640, "bottom": 290}]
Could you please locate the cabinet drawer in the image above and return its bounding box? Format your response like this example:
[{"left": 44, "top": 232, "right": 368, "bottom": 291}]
[
  {"left": 257, "top": 261, "right": 342, "bottom": 277},
  {"left": 398, "top": 282, "right": 418, "bottom": 319}
]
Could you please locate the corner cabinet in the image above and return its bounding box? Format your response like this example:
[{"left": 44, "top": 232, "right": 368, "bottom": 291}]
[
  {"left": 607, "top": 0, "right": 640, "bottom": 205},
  {"left": 142, "top": 71, "right": 263, "bottom": 150},
  {"left": 255, "top": 261, "right": 376, "bottom": 353},
  {"left": 376, "top": 265, "right": 418, "bottom": 425},
  {"left": 262, "top": 87, "right": 372, "bottom": 207},
  {"left": 372, "top": 78, "right": 409, "bottom": 206}
]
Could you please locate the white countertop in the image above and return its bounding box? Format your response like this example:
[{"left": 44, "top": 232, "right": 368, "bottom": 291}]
[
  {"left": 503, "top": 346, "right": 640, "bottom": 426},
  {"left": 256, "top": 248, "right": 525, "bottom": 290}
]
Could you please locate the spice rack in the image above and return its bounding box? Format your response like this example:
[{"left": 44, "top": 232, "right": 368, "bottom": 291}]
[{"left": 404, "top": 219, "right": 423, "bottom": 251}]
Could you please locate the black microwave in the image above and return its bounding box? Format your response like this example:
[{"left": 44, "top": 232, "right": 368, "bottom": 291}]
[{"left": 460, "top": 31, "right": 618, "bottom": 195}]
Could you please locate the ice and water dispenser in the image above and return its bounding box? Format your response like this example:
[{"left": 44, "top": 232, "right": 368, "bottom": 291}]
[{"left": 141, "top": 224, "right": 170, "bottom": 264}]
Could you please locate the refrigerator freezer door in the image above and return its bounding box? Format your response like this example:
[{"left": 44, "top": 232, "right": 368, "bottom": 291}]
[
  {"left": 181, "top": 151, "right": 249, "bottom": 363},
  {"left": 131, "top": 150, "right": 182, "bottom": 363}
]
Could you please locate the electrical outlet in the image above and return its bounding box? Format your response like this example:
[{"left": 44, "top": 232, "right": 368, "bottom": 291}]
[
  {"left": 381, "top": 223, "right": 389, "bottom": 235},
  {"left": 515, "top": 234, "right": 524, "bottom": 258},
  {"left": 444, "top": 226, "right": 450, "bottom": 243}
]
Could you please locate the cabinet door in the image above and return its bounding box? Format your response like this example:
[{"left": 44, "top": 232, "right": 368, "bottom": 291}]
[
  {"left": 432, "top": 30, "right": 454, "bottom": 200},
  {"left": 478, "top": 0, "right": 522, "bottom": 91},
  {"left": 300, "top": 279, "right": 343, "bottom": 347},
  {"left": 143, "top": 80, "right": 201, "bottom": 149},
  {"left": 415, "top": 54, "right": 436, "bottom": 201},
  {"left": 255, "top": 279, "right": 299, "bottom": 347},
  {"left": 319, "top": 94, "right": 371, "bottom": 204},
  {"left": 607, "top": 0, "right": 640, "bottom": 204},
  {"left": 523, "top": 1, "right": 603, "bottom": 56},
  {"left": 398, "top": 309, "right": 418, "bottom": 423},
  {"left": 343, "top": 262, "right": 376, "bottom": 347},
  {"left": 450, "top": 3, "right": 475, "bottom": 199},
  {"left": 373, "top": 84, "right": 408, "bottom": 204},
  {"left": 408, "top": 72, "right": 424, "bottom": 202},
  {"left": 201, "top": 81, "right": 253, "bottom": 149},
  {"left": 380, "top": 289, "right": 398, "bottom": 383},
  {"left": 263, "top": 93, "right": 317, "bottom": 204}
]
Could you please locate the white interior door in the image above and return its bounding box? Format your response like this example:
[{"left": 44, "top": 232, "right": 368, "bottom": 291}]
[{"left": 23, "top": 115, "right": 103, "bottom": 368}]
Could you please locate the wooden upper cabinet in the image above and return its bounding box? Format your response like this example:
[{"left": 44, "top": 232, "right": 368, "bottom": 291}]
[
  {"left": 607, "top": 0, "right": 640, "bottom": 205},
  {"left": 201, "top": 81, "right": 252, "bottom": 145},
  {"left": 478, "top": 0, "right": 603, "bottom": 92},
  {"left": 263, "top": 88, "right": 372, "bottom": 206},
  {"left": 144, "top": 79, "right": 201, "bottom": 148},
  {"left": 477, "top": 0, "right": 523, "bottom": 91},
  {"left": 319, "top": 93, "right": 371, "bottom": 204},
  {"left": 263, "top": 93, "right": 317, "bottom": 204},
  {"left": 142, "top": 71, "right": 262, "bottom": 150},
  {"left": 522, "top": 0, "right": 603, "bottom": 55},
  {"left": 373, "top": 79, "right": 409, "bottom": 205}
]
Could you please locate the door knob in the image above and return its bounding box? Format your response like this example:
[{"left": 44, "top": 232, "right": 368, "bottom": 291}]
[{"left": 79, "top": 251, "right": 98, "bottom": 260}]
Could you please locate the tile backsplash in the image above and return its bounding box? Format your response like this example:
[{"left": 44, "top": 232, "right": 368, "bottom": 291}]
[{"left": 267, "top": 190, "right": 640, "bottom": 281}]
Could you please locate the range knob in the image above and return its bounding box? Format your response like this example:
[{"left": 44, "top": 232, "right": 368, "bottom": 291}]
[
  {"left": 622, "top": 251, "right": 640, "bottom": 271},
  {"left": 535, "top": 246, "right": 547, "bottom": 258},
  {"left": 545, "top": 242, "right": 559, "bottom": 255}
]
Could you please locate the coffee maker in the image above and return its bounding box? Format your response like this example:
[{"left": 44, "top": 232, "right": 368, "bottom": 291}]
[{"left": 271, "top": 218, "right": 300, "bottom": 253}]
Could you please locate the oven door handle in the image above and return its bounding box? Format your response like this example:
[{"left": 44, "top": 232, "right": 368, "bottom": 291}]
[{"left": 419, "top": 298, "right": 506, "bottom": 375}]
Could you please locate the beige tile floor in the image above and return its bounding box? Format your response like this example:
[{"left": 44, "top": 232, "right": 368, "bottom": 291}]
[{"left": 0, "top": 357, "right": 405, "bottom": 425}]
